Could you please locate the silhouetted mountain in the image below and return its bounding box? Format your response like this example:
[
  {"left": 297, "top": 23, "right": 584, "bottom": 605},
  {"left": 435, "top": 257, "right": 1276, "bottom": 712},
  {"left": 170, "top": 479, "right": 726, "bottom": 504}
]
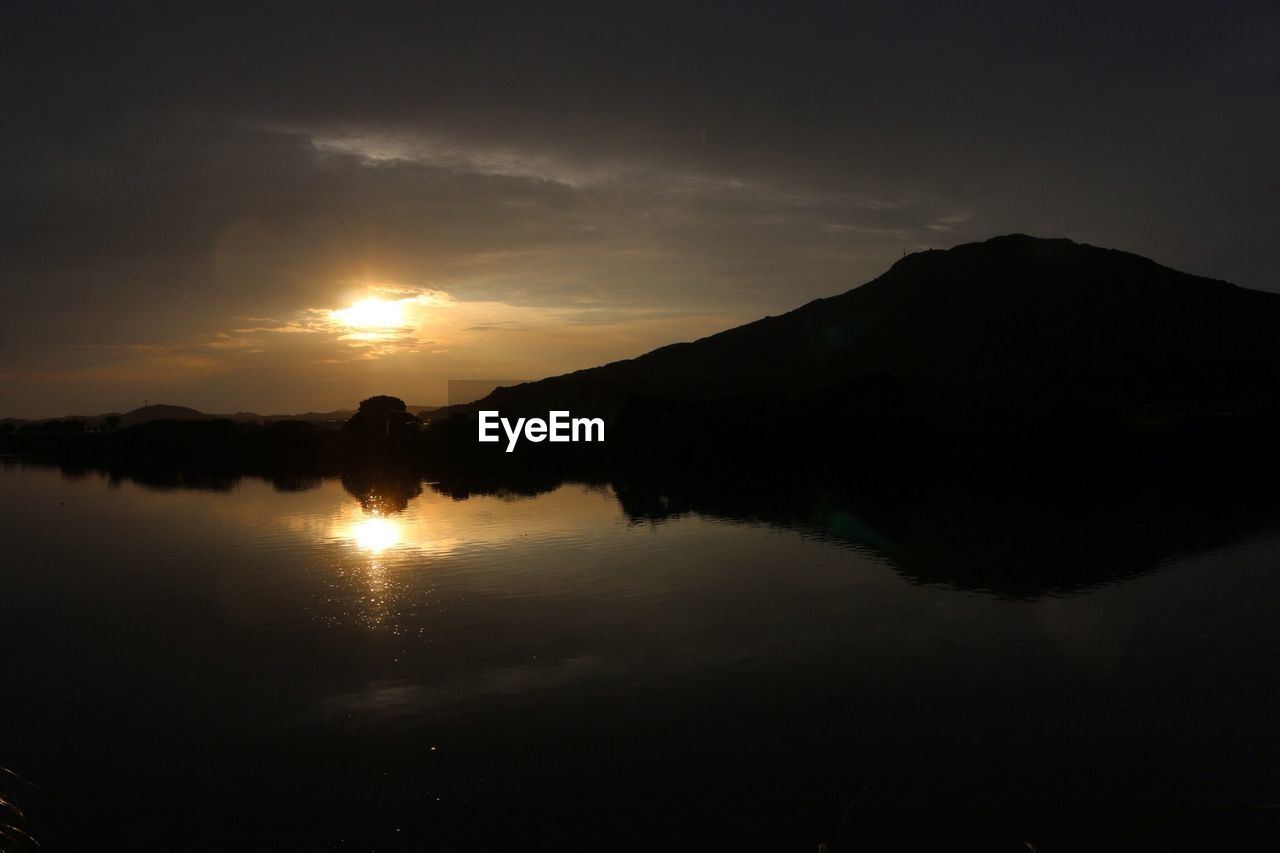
[
  {"left": 2, "top": 405, "right": 437, "bottom": 426},
  {"left": 118, "top": 404, "right": 206, "bottom": 426},
  {"left": 10, "top": 236, "right": 1280, "bottom": 483},
  {"left": 461, "top": 235, "right": 1280, "bottom": 432}
]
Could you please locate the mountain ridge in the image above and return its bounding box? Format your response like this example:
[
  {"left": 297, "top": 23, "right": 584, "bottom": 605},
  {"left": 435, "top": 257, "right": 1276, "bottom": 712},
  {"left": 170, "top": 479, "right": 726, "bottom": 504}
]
[{"left": 457, "top": 234, "right": 1280, "bottom": 430}]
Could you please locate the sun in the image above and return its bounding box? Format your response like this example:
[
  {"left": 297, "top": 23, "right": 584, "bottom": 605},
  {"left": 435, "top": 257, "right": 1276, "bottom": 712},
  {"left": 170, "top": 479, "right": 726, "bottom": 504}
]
[{"left": 330, "top": 297, "right": 408, "bottom": 330}]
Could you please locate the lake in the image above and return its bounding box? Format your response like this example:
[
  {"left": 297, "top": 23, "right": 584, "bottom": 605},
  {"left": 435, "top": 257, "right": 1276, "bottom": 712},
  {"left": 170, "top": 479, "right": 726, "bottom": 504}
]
[{"left": 2, "top": 460, "right": 1280, "bottom": 850}]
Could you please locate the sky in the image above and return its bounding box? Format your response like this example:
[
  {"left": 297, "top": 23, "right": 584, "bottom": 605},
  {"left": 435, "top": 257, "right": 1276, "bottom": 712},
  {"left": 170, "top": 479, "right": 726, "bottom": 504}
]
[{"left": 2, "top": 1, "right": 1277, "bottom": 417}]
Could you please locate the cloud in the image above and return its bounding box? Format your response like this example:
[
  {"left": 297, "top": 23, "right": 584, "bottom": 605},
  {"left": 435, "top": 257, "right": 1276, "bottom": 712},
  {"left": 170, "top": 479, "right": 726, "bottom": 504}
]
[{"left": 307, "top": 130, "right": 619, "bottom": 189}]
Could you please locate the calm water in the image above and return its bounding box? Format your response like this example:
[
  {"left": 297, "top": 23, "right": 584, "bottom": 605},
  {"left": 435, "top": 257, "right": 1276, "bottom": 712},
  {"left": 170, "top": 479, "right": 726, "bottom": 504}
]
[{"left": 3, "top": 462, "right": 1280, "bottom": 851}]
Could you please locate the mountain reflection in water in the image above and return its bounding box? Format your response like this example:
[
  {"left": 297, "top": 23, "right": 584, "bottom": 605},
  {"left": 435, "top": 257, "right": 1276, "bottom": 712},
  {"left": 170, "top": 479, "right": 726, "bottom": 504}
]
[{"left": 3, "top": 458, "right": 1280, "bottom": 850}]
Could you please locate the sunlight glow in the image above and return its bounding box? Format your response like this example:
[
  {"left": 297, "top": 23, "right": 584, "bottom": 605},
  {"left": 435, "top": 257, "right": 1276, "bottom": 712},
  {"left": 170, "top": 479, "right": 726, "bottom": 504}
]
[
  {"left": 330, "top": 298, "right": 409, "bottom": 330},
  {"left": 350, "top": 517, "right": 401, "bottom": 553}
]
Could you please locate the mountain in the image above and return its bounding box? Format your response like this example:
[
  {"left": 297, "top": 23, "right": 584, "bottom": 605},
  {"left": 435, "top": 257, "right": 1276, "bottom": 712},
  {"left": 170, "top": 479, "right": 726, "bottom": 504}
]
[
  {"left": 463, "top": 235, "right": 1280, "bottom": 431},
  {"left": 118, "top": 404, "right": 207, "bottom": 426},
  {"left": 9, "top": 405, "right": 439, "bottom": 427}
]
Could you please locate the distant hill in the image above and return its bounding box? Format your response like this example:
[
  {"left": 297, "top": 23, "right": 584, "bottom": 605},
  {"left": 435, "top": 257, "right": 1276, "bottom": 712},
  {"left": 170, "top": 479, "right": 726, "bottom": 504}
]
[
  {"left": 222, "top": 409, "right": 356, "bottom": 423},
  {"left": 118, "top": 404, "right": 207, "bottom": 427},
  {"left": 7, "top": 405, "right": 438, "bottom": 427},
  {"left": 458, "top": 235, "right": 1280, "bottom": 430}
]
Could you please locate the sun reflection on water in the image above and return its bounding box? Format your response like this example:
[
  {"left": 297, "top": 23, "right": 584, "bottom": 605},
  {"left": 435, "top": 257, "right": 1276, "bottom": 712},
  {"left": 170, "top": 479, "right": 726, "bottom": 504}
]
[
  {"left": 293, "top": 479, "right": 621, "bottom": 631},
  {"left": 336, "top": 515, "right": 407, "bottom": 629},
  {"left": 350, "top": 516, "right": 402, "bottom": 553}
]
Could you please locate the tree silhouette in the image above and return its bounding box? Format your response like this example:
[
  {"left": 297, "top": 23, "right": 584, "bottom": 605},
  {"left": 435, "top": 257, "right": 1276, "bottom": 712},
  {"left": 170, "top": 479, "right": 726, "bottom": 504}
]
[{"left": 342, "top": 395, "right": 421, "bottom": 442}]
